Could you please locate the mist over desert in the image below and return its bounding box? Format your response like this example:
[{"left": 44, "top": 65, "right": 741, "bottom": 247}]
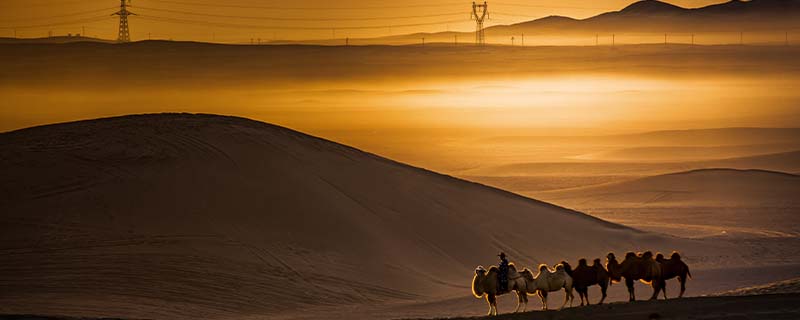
[{"left": 2, "top": 0, "right": 800, "bottom": 319}]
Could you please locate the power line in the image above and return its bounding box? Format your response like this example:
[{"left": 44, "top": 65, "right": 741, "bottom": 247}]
[
  {"left": 134, "top": 5, "right": 467, "bottom": 21},
  {"left": 0, "top": 15, "right": 112, "bottom": 29},
  {"left": 138, "top": 14, "right": 468, "bottom": 30},
  {"left": 0, "top": 7, "right": 117, "bottom": 22},
  {"left": 492, "top": 2, "right": 614, "bottom": 10},
  {"left": 0, "top": 0, "right": 97, "bottom": 8},
  {"left": 139, "top": 0, "right": 466, "bottom": 10},
  {"left": 492, "top": 12, "right": 543, "bottom": 19}
]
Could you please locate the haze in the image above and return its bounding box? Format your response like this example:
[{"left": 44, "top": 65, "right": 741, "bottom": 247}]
[{"left": 2, "top": 0, "right": 724, "bottom": 41}]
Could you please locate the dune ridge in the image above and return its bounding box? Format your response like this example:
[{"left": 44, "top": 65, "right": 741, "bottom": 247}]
[{"left": 0, "top": 113, "right": 692, "bottom": 319}]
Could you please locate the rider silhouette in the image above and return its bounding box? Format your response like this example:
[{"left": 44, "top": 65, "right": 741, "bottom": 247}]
[{"left": 498, "top": 252, "right": 509, "bottom": 292}]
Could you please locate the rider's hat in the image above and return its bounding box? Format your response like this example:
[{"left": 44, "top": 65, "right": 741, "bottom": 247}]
[{"left": 498, "top": 252, "right": 506, "bottom": 259}]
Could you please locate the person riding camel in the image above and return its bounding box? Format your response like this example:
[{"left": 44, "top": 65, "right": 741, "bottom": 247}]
[{"left": 498, "top": 252, "right": 509, "bottom": 293}]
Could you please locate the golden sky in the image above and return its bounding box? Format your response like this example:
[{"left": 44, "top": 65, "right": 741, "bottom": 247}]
[{"left": 1, "top": 0, "right": 725, "bottom": 42}]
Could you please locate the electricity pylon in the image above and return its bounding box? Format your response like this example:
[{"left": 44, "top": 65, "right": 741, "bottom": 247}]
[
  {"left": 472, "top": 1, "right": 488, "bottom": 45},
  {"left": 113, "top": 0, "right": 135, "bottom": 42}
]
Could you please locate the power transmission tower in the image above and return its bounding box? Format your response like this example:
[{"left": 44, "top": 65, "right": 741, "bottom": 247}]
[
  {"left": 113, "top": 0, "right": 135, "bottom": 42},
  {"left": 471, "top": 1, "right": 488, "bottom": 45}
]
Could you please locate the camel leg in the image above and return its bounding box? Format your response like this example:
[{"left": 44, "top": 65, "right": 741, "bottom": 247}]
[
  {"left": 679, "top": 276, "right": 686, "bottom": 298},
  {"left": 539, "top": 291, "right": 548, "bottom": 310},
  {"left": 522, "top": 292, "right": 528, "bottom": 312},
  {"left": 487, "top": 294, "right": 496, "bottom": 316},
  {"left": 662, "top": 279, "right": 668, "bottom": 300},
  {"left": 569, "top": 288, "right": 575, "bottom": 308},
  {"left": 514, "top": 291, "right": 524, "bottom": 313},
  {"left": 584, "top": 289, "right": 590, "bottom": 306},
  {"left": 626, "top": 278, "right": 635, "bottom": 301},
  {"left": 599, "top": 283, "right": 607, "bottom": 305},
  {"left": 649, "top": 281, "right": 661, "bottom": 301},
  {"left": 559, "top": 288, "right": 572, "bottom": 310}
]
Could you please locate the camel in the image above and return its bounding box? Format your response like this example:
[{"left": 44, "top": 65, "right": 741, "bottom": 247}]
[
  {"left": 561, "top": 258, "right": 610, "bottom": 306},
  {"left": 606, "top": 251, "right": 663, "bottom": 301},
  {"left": 655, "top": 252, "right": 692, "bottom": 299},
  {"left": 520, "top": 264, "right": 574, "bottom": 310},
  {"left": 472, "top": 264, "right": 529, "bottom": 316}
]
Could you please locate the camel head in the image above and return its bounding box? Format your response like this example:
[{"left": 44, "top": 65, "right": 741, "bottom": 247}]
[
  {"left": 606, "top": 253, "right": 622, "bottom": 281},
  {"left": 472, "top": 266, "right": 487, "bottom": 298},
  {"left": 624, "top": 251, "right": 637, "bottom": 260},
  {"left": 671, "top": 251, "right": 682, "bottom": 261},
  {"left": 475, "top": 265, "right": 487, "bottom": 275},
  {"left": 560, "top": 260, "right": 573, "bottom": 275}
]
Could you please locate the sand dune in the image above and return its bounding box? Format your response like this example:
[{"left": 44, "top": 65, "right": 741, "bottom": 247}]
[
  {"left": 576, "top": 144, "right": 800, "bottom": 161},
  {"left": 464, "top": 150, "right": 800, "bottom": 178},
  {"left": 0, "top": 114, "right": 695, "bottom": 319},
  {"left": 536, "top": 169, "right": 800, "bottom": 239},
  {"left": 715, "top": 277, "right": 800, "bottom": 296},
  {"left": 540, "top": 168, "right": 800, "bottom": 207},
  {"left": 425, "top": 293, "right": 800, "bottom": 320}
]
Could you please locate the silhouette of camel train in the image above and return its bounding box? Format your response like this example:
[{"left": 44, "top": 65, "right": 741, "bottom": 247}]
[{"left": 472, "top": 251, "right": 691, "bottom": 316}]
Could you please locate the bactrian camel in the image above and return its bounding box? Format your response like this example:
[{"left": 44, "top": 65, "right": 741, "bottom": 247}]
[
  {"left": 472, "top": 264, "right": 528, "bottom": 316},
  {"left": 562, "top": 258, "right": 610, "bottom": 305},
  {"left": 520, "top": 264, "right": 574, "bottom": 310},
  {"left": 656, "top": 251, "right": 692, "bottom": 299},
  {"left": 606, "top": 251, "right": 663, "bottom": 301}
]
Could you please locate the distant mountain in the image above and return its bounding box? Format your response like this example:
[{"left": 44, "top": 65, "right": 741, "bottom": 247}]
[
  {"left": 493, "top": 0, "right": 800, "bottom": 34},
  {"left": 290, "top": 0, "right": 800, "bottom": 45}
]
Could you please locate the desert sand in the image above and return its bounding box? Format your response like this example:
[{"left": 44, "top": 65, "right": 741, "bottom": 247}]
[{"left": 1, "top": 114, "right": 798, "bottom": 319}]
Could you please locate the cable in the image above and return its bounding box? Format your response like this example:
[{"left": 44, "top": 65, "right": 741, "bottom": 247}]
[
  {"left": 138, "top": 14, "right": 468, "bottom": 30},
  {"left": 139, "top": 0, "right": 465, "bottom": 10},
  {"left": 0, "top": 15, "right": 112, "bottom": 29},
  {"left": 0, "top": 0, "right": 95, "bottom": 8},
  {"left": 0, "top": 7, "right": 118, "bottom": 22},
  {"left": 492, "top": 12, "right": 544, "bottom": 19},
  {"left": 493, "top": 2, "right": 613, "bottom": 10},
  {"left": 134, "top": 5, "right": 467, "bottom": 21}
]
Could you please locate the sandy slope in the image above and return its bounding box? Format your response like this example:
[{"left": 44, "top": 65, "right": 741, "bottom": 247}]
[
  {"left": 539, "top": 168, "right": 800, "bottom": 207},
  {"left": 0, "top": 114, "right": 701, "bottom": 320},
  {"left": 420, "top": 294, "right": 800, "bottom": 320},
  {"left": 464, "top": 151, "right": 800, "bottom": 178},
  {"left": 533, "top": 169, "right": 800, "bottom": 239},
  {"left": 6, "top": 293, "right": 800, "bottom": 320}
]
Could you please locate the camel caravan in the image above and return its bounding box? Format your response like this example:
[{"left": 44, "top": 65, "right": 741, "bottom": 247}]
[{"left": 472, "top": 251, "right": 691, "bottom": 315}]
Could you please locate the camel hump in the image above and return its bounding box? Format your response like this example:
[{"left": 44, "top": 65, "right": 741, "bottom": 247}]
[
  {"left": 578, "top": 258, "right": 588, "bottom": 266},
  {"left": 555, "top": 264, "right": 565, "bottom": 271},
  {"left": 671, "top": 251, "right": 682, "bottom": 261},
  {"left": 487, "top": 265, "right": 499, "bottom": 275},
  {"left": 592, "top": 258, "right": 602, "bottom": 266},
  {"left": 508, "top": 263, "right": 518, "bottom": 272},
  {"left": 538, "top": 264, "right": 549, "bottom": 272},
  {"left": 521, "top": 268, "right": 534, "bottom": 281}
]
